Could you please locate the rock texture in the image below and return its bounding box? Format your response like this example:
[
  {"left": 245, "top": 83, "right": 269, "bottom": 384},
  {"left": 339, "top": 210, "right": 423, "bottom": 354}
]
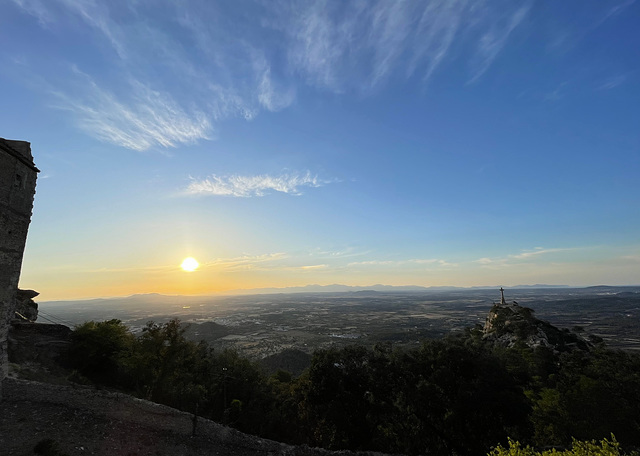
[
  {"left": 8, "top": 323, "right": 72, "bottom": 381},
  {"left": 483, "top": 302, "right": 594, "bottom": 352},
  {"left": 0, "top": 138, "right": 38, "bottom": 399},
  {"left": 0, "top": 378, "right": 392, "bottom": 456},
  {"left": 13, "top": 289, "right": 39, "bottom": 322}
]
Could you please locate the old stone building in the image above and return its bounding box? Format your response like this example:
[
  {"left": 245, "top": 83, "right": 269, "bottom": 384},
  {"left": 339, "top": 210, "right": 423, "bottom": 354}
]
[{"left": 0, "top": 138, "right": 38, "bottom": 398}]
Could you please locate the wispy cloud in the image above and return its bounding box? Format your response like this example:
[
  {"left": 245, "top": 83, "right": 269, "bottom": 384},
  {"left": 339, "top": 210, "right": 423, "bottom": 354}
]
[
  {"left": 511, "top": 247, "right": 572, "bottom": 260},
  {"left": 598, "top": 75, "right": 627, "bottom": 90},
  {"left": 204, "top": 253, "right": 288, "bottom": 272},
  {"left": 474, "top": 257, "right": 494, "bottom": 265},
  {"left": 598, "top": 0, "right": 636, "bottom": 26},
  {"left": 51, "top": 68, "right": 212, "bottom": 151},
  {"left": 10, "top": 0, "right": 51, "bottom": 26},
  {"left": 543, "top": 81, "right": 569, "bottom": 102},
  {"left": 273, "top": 0, "right": 531, "bottom": 91},
  {"left": 11, "top": 0, "right": 531, "bottom": 149},
  {"left": 310, "top": 247, "right": 371, "bottom": 259},
  {"left": 299, "top": 264, "right": 329, "bottom": 270},
  {"left": 474, "top": 247, "right": 575, "bottom": 268},
  {"left": 468, "top": 3, "right": 531, "bottom": 83},
  {"left": 254, "top": 57, "right": 296, "bottom": 112},
  {"left": 349, "top": 260, "right": 397, "bottom": 267},
  {"left": 348, "top": 258, "right": 457, "bottom": 268},
  {"left": 205, "top": 254, "right": 334, "bottom": 274},
  {"left": 184, "top": 171, "right": 328, "bottom": 197},
  {"left": 57, "top": 0, "right": 127, "bottom": 58}
]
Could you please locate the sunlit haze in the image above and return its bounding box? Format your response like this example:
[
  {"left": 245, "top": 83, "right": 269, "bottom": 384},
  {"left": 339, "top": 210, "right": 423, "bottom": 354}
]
[{"left": 3, "top": 1, "right": 639, "bottom": 300}]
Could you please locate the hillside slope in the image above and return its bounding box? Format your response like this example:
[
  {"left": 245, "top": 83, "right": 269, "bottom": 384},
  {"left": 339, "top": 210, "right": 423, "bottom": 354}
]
[{"left": 0, "top": 378, "right": 390, "bottom": 456}]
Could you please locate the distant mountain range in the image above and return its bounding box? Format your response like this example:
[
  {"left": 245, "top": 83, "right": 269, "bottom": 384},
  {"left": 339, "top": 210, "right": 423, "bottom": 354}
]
[
  {"left": 42, "top": 283, "right": 574, "bottom": 305},
  {"left": 225, "top": 283, "right": 571, "bottom": 295},
  {"left": 231, "top": 284, "right": 435, "bottom": 294}
]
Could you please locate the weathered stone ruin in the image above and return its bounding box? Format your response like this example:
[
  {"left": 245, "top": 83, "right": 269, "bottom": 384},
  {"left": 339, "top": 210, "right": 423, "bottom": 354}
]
[{"left": 0, "top": 138, "right": 38, "bottom": 399}]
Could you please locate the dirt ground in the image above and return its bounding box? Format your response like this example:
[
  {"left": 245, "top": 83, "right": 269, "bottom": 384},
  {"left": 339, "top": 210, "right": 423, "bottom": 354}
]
[{"left": 0, "top": 378, "right": 388, "bottom": 456}]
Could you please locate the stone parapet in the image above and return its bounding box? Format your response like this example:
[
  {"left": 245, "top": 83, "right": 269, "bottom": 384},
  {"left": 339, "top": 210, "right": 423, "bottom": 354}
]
[{"left": 0, "top": 138, "right": 38, "bottom": 399}]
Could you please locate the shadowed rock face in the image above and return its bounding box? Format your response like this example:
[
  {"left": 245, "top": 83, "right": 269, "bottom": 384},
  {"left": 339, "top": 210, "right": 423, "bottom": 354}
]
[
  {"left": 483, "top": 302, "right": 595, "bottom": 352},
  {"left": 0, "top": 138, "right": 38, "bottom": 399},
  {"left": 14, "top": 289, "right": 39, "bottom": 323},
  {"left": 8, "top": 323, "right": 72, "bottom": 374}
]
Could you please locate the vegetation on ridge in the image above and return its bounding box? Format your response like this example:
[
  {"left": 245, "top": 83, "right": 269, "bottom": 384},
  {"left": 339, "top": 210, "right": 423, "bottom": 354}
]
[
  {"left": 62, "top": 318, "right": 640, "bottom": 455},
  {"left": 490, "top": 436, "right": 638, "bottom": 456}
]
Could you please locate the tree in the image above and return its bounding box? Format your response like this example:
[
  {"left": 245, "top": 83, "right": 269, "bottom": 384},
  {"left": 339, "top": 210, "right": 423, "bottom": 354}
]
[
  {"left": 127, "top": 319, "right": 208, "bottom": 410},
  {"left": 65, "top": 319, "right": 134, "bottom": 385},
  {"left": 528, "top": 348, "right": 640, "bottom": 447}
]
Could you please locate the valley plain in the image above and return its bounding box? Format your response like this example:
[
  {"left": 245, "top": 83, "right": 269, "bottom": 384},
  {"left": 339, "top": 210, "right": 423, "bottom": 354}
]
[{"left": 39, "top": 286, "right": 640, "bottom": 364}]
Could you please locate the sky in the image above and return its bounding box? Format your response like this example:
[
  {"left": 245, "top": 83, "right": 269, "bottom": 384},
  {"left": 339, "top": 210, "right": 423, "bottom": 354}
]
[{"left": 2, "top": 0, "right": 639, "bottom": 301}]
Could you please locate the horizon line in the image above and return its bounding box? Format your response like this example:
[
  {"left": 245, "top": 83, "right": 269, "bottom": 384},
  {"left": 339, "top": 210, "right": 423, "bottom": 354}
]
[{"left": 36, "top": 283, "right": 640, "bottom": 303}]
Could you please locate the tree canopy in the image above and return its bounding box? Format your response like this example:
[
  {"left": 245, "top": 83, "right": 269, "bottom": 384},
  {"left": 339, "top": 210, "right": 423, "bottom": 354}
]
[{"left": 64, "top": 318, "right": 640, "bottom": 455}]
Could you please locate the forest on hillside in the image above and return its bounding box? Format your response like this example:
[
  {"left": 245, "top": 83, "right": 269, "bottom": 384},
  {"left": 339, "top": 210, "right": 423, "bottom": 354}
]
[{"left": 63, "top": 319, "right": 640, "bottom": 456}]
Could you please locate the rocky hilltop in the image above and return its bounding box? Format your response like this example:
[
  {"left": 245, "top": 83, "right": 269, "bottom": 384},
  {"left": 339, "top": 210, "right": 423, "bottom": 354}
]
[{"left": 482, "top": 300, "right": 599, "bottom": 352}]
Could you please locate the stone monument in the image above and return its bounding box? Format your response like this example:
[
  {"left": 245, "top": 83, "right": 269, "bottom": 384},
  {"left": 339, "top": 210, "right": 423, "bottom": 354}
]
[{"left": 0, "top": 138, "right": 38, "bottom": 399}]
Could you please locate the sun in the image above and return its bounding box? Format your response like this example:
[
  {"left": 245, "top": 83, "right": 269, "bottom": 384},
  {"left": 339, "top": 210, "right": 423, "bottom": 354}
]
[{"left": 181, "top": 257, "right": 199, "bottom": 272}]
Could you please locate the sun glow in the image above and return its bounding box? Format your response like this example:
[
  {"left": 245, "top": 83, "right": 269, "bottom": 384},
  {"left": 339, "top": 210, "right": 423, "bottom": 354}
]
[{"left": 181, "top": 257, "right": 199, "bottom": 272}]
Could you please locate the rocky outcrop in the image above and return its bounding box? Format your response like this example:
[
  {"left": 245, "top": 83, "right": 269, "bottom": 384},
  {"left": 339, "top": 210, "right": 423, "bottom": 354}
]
[
  {"left": 482, "top": 302, "right": 595, "bottom": 352},
  {"left": 13, "top": 289, "right": 39, "bottom": 322},
  {"left": 8, "top": 323, "right": 71, "bottom": 371}
]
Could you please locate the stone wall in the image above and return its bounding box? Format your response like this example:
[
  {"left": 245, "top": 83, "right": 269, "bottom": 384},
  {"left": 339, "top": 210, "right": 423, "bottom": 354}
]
[{"left": 0, "top": 138, "right": 38, "bottom": 399}]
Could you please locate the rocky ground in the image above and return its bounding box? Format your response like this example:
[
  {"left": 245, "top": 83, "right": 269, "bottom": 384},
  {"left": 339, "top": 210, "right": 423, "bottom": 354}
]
[{"left": 0, "top": 377, "right": 391, "bottom": 456}]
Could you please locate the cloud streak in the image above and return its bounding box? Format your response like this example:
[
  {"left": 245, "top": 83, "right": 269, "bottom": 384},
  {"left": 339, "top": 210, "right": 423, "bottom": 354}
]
[
  {"left": 51, "top": 69, "right": 212, "bottom": 151},
  {"left": 10, "top": 0, "right": 51, "bottom": 26},
  {"left": 474, "top": 247, "right": 576, "bottom": 269},
  {"left": 273, "top": 0, "right": 531, "bottom": 91},
  {"left": 599, "top": 0, "right": 636, "bottom": 25},
  {"left": 468, "top": 3, "right": 531, "bottom": 83},
  {"left": 598, "top": 75, "right": 627, "bottom": 90},
  {"left": 348, "top": 258, "right": 458, "bottom": 269},
  {"left": 204, "top": 253, "right": 288, "bottom": 272},
  {"left": 299, "top": 264, "right": 329, "bottom": 271},
  {"left": 511, "top": 247, "right": 572, "bottom": 260},
  {"left": 185, "top": 171, "right": 327, "bottom": 197}
]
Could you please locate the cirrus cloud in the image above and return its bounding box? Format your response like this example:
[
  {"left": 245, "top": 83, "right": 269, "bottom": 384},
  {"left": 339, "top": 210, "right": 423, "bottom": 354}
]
[
  {"left": 184, "top": 171, "right": 329, "bottom": 197},
  {"left": 50, "top": 68, "right": 212, "bottom": 151},
  {"left": 10, "top": 0, "right": 533, "bottom": 150}
]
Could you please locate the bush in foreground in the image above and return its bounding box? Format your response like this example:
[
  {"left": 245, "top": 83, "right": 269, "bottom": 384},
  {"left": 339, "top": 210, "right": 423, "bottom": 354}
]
[{"left": 489, "top": 435, "right": 637, "bottom": 456}]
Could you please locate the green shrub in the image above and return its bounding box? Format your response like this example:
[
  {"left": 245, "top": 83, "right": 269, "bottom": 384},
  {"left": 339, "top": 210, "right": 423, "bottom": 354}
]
[{"left": 489, "top": 435, "right": 636, "bottom": 456}]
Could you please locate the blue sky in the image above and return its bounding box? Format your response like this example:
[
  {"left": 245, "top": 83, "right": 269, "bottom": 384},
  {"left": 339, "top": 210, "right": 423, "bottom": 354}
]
[{"left": 2, "top": 0, "right": 639, "bottom": 300}]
